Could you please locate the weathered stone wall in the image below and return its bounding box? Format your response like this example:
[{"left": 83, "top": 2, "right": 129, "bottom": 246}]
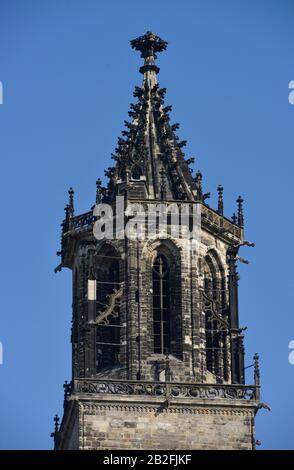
[
  {"left": 59, "top": 203, "right": 252, "bottom": 451},
  {"left": 122, "top": 231, "right": 231, "bottom": 384},
  {"left": 76, "top": 399, "right": 255, "bottom": 450},
  {"left": 71, "top": 204, "right": 235, "bottom": 384}
]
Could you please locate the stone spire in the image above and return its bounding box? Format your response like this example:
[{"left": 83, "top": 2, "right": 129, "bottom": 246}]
[
  {"left": 130, "top": 30, "right": 167, "bottom": 85},
  {"left": 106, "top": 32, "right": 197, "bottom": 201}
]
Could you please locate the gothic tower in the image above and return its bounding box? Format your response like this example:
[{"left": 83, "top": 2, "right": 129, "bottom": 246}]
[{"left": 53, "top": 32, "right": 261, "bottom": 450}]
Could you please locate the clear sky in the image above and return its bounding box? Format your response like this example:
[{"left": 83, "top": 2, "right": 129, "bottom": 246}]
[{"left": 0, "top": 0, "right": 293, "bottom": 450}]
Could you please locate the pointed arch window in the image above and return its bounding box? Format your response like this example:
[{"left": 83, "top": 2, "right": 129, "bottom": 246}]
[
  {"left": 152, "top": 254, "right": 171, "bottom": 354},
  {"left": 96, "top": 250, "right": 121, "bottom": 372},
  {"left": 204, "top": 254, "right": 229, "bottom": 381}
]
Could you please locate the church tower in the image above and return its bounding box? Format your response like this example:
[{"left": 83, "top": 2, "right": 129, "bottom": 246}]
[{"left": 53, "top": 32, "right": 261, "bottom": 450}]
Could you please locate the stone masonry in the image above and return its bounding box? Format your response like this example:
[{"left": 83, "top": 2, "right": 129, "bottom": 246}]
[{"left": 53, "top": 32, "right": 261, "bottom": 450}]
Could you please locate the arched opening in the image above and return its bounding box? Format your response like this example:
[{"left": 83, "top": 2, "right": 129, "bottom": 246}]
[
  {"left": 203, "top": 252, "right": 229, "bottom": 381},
  {"left": 152, "top": 254, "right": 170, "bottom": 354},
  {"left": 151, "top": 246, "right": 182, "bottom": 359},
  {"left": 131, "top": 164, "right": 142, "bottom": 180},
  {"left": 95, "top": 245, "right": 121, "bottom": 372}
]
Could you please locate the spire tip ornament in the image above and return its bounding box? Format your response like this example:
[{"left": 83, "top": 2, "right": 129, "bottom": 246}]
[
  {"left": 217, "top": 184, "right": 224, "bottom": 215},
  {"left": 68, "top": 187, "right": 74, "bottom": 213},
  {"left": 67, "top": 187, "right": 75, "bottom": 232},
  {"left": 237, "top": 195, "right": 244, "bottom": 227},
  {"left": 130, "top": 31, "right": 168, "bottom": 75}
]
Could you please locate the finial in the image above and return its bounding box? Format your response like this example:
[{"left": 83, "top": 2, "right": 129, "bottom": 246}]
[
  {"left": 54, "top": 414, "right": 59, "bottom": 433},
  {"left": 194, "top": 171, "right": 210, "bottom": 202},
  {"left": 96, "top": 178, "right": 102, "bottom": 204},
  {"left": 130, "top": 31, "right": 167, "bottom": 74},
  {"left": 62, "top": 204, "right": 70, "bottom": 234},
  {"left": 254, "top": 353, "right": 260, "bottom": 380},
  {"left": 63, "top": 380, "right": 71, "bottom": 404},
  {"left": 195, "top": 170, "right": 203, "bottom": 200},
  {"left": 50, "top": 414, "right": 60, "bottom": 446},
  {"left": 237, "top": 196, "right": 244, "bottom": 227},
  {"left": 159, "top": 168, "right": 167, "bottom": 200},
  {"left": 254, "top": 353, "right": 260, "bottom": 398},
  {"left": 217, "top": 185, "right": 224, "bottom": 215},
  {"left": 68, "top": 187, "right": 74, "bottom": 215},
  {"left": 232, "top": 213, "right": 237, "bottom": 224}
]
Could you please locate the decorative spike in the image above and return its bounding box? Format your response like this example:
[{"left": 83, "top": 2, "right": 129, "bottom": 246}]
[
  {"left": 217, "top": 185, "right": 224, "bottom": 215},
  {"left": 163, "top": 105, "right": 172, "bottom": 113},
  {"left": 237, "top": 196, "right": 244, "bottom": 227},
  {"left": 159, "top": 115, "right": 170, "bottom": 125},
  {"left": 178, "top": 140, "right": 187, "bottom": 148},
  {"left": 254, "top": 353, "right": 260, "bottom": 398},
  {"left": 62, "top": 204, "right": 70, "bottom": 234},
  {"left": 124, "top": 120, "right": 136, "bottom": 130},
  {"left": 158, "top": 87, "right": 167, "bottom": 97},
  {"left": 133, "top": 86, "right": 143, "bottom": 98},
  {"left": 68, "top": 187, "right": 74, "bottom": 223},
  {"left": 96, "top": 179, "right": 102, "bottom": 204},
  {"left": 128, "top": 110, "right": 138, "bottom": 118},
  {"left": 54, "top": 414, "right": 59, "bottom": 433},
  {"left": 117, "top": 137, "right": 127, "bottom": 146},
  {"left": 50, "top": 413, "right": 60, "bottom": 447},
  {"left": 130, "top": 103, "right": 141, "bottom": 112},
  {"left": 254, "top": 353, "right": 260, "bottom": 380},
  {"left": 186, "top": 157, "right": 195, "bottom": 166},
  {"left": 100, "top": 186, "right": 109, "bottom": 199},
  {"left": 171, "top": 123, "right": 180, "bottom": 131},
  {"left": 63, "top": 380, "right": 71, "bottom": 404},
  {"left": 111, "top": 153, "right": 119, "bottom": 161},
  {"left": 104, "top": 167, "right": 115, "bottom": 178},
  {"left": 194, "top": 170, "right": 203, "bottom": 200},
  {"left": 232, "top": 213, "right": 237, "bottom": 224}
]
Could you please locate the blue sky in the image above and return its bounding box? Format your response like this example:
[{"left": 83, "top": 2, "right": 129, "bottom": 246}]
[{"left": 0, "top": 0, "right": 293, "bottom": 449}]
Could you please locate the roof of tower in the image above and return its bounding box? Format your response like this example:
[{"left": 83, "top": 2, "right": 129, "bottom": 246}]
[{"left": 102, "top": 31, "right": 201, "bottom": 202}]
